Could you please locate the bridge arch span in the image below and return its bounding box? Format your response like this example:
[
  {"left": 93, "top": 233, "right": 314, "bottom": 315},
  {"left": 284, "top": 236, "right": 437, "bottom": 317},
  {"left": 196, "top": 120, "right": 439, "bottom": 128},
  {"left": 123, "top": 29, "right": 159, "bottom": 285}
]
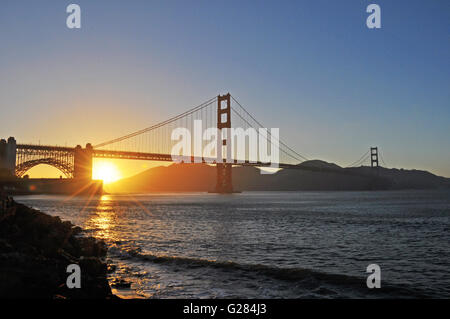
[{"left": 15, "top": 158, "right": 74, "bottom": 178}]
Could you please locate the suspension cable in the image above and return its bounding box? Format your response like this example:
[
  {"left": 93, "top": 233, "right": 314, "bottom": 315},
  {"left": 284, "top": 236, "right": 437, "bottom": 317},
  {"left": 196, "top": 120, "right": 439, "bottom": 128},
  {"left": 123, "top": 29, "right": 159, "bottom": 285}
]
[
  {"left": 345, "top": 150, "right": 370, "bottom": 167},
  {"left": 231, "top": 95, "right": 309, "bottom": 161},
  {"left": 231, "top": 106, "right": 302, "bottom": 163},
  {"left": 379, "top": 151, "right": 387, "bottom": 167},
  {"left": 93, "top": 96, "right": 217, "bottom": 148}
]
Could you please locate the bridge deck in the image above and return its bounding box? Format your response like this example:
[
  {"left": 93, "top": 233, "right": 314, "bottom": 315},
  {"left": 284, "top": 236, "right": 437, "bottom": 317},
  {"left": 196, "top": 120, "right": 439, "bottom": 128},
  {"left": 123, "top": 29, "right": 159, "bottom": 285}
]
[
  {"left": 17, "top": 144, "right": 75, "bottom": 152},
  {"left": 16, "top": 144, "right": 362, "bottom": 175}
]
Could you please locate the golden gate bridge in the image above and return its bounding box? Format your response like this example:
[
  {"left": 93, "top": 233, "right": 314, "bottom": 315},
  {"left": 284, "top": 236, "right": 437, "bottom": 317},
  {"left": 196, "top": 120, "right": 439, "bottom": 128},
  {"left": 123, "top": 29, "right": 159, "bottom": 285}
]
[{"left": 0, "top": 93, "right": 382, "bottom": 193}]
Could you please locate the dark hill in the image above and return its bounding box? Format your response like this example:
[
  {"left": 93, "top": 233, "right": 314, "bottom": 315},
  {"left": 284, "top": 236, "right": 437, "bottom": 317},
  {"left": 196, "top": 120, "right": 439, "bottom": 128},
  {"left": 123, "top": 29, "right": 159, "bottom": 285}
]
[
  {"left": 298, "top": 160, "right": 343, "bottom": 170},
  {"left": 107, "top": 161, "right": 450, "bottom": 193}
]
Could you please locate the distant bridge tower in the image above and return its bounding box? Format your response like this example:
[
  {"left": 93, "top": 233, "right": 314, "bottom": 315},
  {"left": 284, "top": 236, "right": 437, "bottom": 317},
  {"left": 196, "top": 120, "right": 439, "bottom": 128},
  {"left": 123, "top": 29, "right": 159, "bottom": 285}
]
[
  {"left": 370, "top": 147, "right": 379, "bottom": 168},
  {"left": 215, "top": 93, "right": 233, "bottom": 193}
]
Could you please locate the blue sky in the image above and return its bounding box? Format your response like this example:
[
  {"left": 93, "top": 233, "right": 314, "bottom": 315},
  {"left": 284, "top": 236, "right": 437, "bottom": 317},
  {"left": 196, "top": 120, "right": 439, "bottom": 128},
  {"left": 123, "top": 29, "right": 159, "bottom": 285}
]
[{"left": 1, "top": 0, "right": 449, "bottom": 176}]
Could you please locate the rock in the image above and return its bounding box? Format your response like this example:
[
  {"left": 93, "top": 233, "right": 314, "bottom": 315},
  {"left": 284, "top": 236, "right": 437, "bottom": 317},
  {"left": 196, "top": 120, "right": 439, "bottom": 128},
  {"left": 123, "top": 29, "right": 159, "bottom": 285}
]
[{"left": 0, "top": 197, "right": 118, "bottom": 299}]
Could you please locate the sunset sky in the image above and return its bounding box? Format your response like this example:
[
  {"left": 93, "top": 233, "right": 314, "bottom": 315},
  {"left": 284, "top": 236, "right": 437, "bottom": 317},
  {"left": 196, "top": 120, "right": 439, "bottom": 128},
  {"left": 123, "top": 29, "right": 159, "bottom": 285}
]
[{"left": 0, "top": 0, "right": 449, "bottom": 178}]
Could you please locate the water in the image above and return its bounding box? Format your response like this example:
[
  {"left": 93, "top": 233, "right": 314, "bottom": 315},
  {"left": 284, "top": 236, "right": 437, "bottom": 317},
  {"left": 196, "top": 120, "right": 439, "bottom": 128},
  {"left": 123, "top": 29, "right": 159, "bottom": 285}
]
[{"left": 15, "top": 190, "right": 450, "bottom": 298}]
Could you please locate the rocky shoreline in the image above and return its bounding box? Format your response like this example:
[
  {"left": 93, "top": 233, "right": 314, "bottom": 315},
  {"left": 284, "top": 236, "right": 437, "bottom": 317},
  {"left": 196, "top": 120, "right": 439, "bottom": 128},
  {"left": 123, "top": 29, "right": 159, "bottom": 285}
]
[{"left": 0, "top": 195, "right": 116, "bottom": 299}]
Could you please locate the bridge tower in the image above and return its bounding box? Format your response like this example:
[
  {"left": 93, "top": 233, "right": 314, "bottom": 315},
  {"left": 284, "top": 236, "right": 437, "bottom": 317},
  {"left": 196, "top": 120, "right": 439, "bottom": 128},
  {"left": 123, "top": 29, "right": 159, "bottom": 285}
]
[
  {"left": 215, "top": 93, "right": 233, "bottom": 193},
  {"left": 74, "top": 143, "right": 93, "bottom": 180},
  {"left": 370, "top": 147, "right": 379, "bottom": 168}
]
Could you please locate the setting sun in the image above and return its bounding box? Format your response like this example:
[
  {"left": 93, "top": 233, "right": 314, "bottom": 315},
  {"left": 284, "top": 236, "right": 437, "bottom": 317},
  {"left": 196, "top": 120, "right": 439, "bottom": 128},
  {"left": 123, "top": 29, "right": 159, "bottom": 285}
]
[{"left": 93, "top": 161, "right": 121, "bottom": 184}]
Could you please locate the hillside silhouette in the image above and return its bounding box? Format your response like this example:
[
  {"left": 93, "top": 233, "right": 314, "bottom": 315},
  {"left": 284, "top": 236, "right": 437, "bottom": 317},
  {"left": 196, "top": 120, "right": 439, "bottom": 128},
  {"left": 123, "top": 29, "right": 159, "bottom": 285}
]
[{"left": 106, "top": 160, "right": 450, "bottom": 193}]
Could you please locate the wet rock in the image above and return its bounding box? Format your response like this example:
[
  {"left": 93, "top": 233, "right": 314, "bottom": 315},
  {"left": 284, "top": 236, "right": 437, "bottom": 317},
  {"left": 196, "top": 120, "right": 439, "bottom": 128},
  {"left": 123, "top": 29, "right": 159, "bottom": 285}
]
[
  {"left": 110, "top": 278, "right": 132, "bottom": 289},
  {"left": 107, "top": 263, "right": 117, "bottom": 273},
  {"left": 0, "top": 198, "right": 118, "bottom": 299}
]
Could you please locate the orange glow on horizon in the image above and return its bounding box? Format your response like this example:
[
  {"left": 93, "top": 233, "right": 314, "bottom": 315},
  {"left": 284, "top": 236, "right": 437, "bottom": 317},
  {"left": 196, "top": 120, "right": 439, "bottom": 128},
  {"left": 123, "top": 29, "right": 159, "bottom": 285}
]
[
  {"left": 21, "top": 159, "right": 171, "bottom": 183},
  {"left": 92, "top": 160, "right": 121, "bottom": 184}
]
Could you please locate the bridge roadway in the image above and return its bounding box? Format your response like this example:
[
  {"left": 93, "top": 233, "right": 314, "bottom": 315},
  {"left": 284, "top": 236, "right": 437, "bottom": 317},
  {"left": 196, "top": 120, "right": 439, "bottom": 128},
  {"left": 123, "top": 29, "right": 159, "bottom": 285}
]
[
  {"left": 16, "top": 144, "right": 360, "bottom": 175},
  {"left": 18, "top": 143, "right": 298, "bottom": 167}
]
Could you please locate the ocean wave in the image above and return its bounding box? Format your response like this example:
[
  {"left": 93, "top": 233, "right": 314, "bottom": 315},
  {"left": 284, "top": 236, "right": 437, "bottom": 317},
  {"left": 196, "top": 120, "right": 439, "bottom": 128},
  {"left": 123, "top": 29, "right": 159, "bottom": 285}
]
[{"left": 108, "top": 246, "right": 430, "bottom": 298}]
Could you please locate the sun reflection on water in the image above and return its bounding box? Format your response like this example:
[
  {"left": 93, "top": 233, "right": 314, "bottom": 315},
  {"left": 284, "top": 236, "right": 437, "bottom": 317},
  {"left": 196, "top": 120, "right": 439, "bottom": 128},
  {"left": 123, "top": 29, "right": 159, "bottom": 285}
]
[
  {"left": 85, "top": 194, "right": 118, "bottom": 242},
  {"left": 82, "top": 195, "right": 168, "bottom": 298}
]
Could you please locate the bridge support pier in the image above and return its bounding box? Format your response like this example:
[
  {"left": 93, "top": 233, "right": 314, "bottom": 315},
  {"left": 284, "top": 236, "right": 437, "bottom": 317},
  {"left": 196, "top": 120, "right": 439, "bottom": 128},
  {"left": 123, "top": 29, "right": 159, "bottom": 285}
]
[
  {"left": 0, "top": 137, "right": 16, "bottom": 180},
  {"left": 74, "top": 143, "right": 93, "bottom": 180},
  {"left": 216, "top": 163, "right": 233, "bottom": 193}
]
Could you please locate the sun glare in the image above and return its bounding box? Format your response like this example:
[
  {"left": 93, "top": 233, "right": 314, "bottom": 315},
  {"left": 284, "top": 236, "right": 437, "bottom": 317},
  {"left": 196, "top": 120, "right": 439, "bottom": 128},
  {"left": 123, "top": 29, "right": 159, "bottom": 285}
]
[{"left": 93, "top": 161, "right": 121, "bottom": 184}]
